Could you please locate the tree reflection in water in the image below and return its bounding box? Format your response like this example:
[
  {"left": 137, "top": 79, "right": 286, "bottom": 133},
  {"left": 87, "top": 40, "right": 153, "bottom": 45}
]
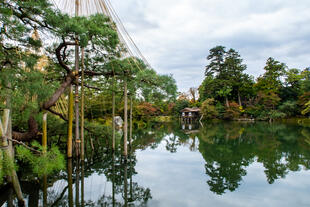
[
  {"left": 198, "top": 121, "right": 310, "bottom": 195},
  {"left": 1, "top": 121, "right": 310, "bottom": 204}
]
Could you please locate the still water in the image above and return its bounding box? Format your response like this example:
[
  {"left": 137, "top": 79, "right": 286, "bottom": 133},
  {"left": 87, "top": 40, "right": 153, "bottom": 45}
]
[{"left": 2, "top": 121, "right": 310, "bottom": 206}]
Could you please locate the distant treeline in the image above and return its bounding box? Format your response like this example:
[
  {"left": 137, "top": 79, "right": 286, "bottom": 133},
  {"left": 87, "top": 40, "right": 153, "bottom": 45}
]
[{"left": 177, "top": 45, "right": 310, "bottom": 121}]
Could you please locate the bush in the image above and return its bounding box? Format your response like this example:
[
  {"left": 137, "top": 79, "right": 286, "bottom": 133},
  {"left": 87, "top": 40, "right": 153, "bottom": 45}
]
[
  {"left": 215, "top": 102, "right": 225, "bottom": 118},
  {"left": 268, "top": 110, "right": 287, "bottom": 120},
  {"left": 201, "top": 98, "right": 218, "bottom": 119},
  {"left": 244, "top": 105, "right": 261, "bottom": 118},
  {"left": 256, "top": 110, "right": 286, "bottom": 121},
  {"left": 16, "top": 142, "right": 65, "bottom": 177},
  {"left": 279, "top": 101, "right": 298, "bottom": 117},
  {"left": 223, "top": 102, "right": 241, "bottom": 120}
]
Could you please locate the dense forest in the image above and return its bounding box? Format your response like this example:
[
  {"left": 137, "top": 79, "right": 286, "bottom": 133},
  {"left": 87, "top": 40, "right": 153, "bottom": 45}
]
[{"left": 178, "top": 46, "right": 310, "bottom": 121}]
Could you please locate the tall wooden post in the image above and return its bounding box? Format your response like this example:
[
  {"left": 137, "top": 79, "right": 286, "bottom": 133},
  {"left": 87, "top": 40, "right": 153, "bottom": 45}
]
[
  {"left": 112, "top": 76, "right": 116, "bottom": 151},
  {"left": 0, "top": 109, "right": 24, "bottom": 205},
  {"left": 81, "top": 160, "right": 85, "bottom": 207},
  {"left": 43, "top": 175, "right": 48, "bottom": 207},
  {"left": 112, "top": 152, "right": 115, "bottom": 207},
  {"left": 81, "top": 48, "right": 85, "bottom": 160},
  {"left": 129, "top": 96, "right": 133, "bottom": 149},
  {"left": 124, "top": 161, "right": 128, "bottom": 207},
  {"left": 75, "top": 0, "right": 80, "bottom": 157},
  {"left": 67, "top": 86, "right": 74, "bottom": 158},
  {"left": 42, "top": 112, "right": 47, "bottom": 153},
  {"left": 123, "top": 78, "right": 128, "bottom": 159},
  {"left": 67, "top": 158, "right": 73, "bottom": 207},
  {"left": 75, "top": 159, "right": 80, "bottom": 207}
]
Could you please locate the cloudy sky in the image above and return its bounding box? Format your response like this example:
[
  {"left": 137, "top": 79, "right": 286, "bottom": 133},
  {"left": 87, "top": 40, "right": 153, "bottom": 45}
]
[{"left": 109, "top": 0, "right": 310, "bottom": 92}]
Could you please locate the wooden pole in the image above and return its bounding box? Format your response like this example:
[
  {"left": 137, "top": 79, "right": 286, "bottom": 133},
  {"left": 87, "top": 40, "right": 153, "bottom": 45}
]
[
  {"left": 75, "top": 0, "right": 80, "bottom": 157},
  {"left": 112, "top": 152, "right": 115, "bottom": 207},
  {"left": 75, "top": 158, "right": 80, "bottom": 207},
  {"left": 81, "top": 48, "right": 85, "bottom": 160},
  {"left": 43, "top": 175, "right": 48, "bottom": 207},
  {"left": 0, "top": 109, "right": 24, "bottom": 205},
  {"left": 67, "top": 86, "right": 74, "bottom": 158},
  {"left": 81, "top": 160, "right": 85, "bottom": 207},
  {"left": 129, "top": 96, "right": 133, "bottom": 149},
  {"left": 67, "top": 158, "right": 73, "bottom": 207},
  {"left": 42, "top": 112, "right": 47, "bottom": 153},
  {"left": 112, "top": 76, "right": 116, "bottom": 151},
  {"left": 123, "top": 78, "right": 128, "bottom": 159},
  {"left": 124, "top": 161, "right": 128, "bottom": 207}
]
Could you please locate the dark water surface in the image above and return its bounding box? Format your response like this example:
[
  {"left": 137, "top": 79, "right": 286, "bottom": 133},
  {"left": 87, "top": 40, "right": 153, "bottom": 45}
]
[{"left": 2, "top": 121, "right": 310, "bottom": 206}]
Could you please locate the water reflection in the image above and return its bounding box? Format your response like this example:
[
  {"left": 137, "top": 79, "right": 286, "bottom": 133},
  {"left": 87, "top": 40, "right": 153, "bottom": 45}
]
[{"left": 1, "top": 121, "right": 310, "bottom": 206}]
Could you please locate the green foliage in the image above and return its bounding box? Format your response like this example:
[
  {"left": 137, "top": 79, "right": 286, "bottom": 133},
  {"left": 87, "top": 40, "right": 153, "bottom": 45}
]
[
  {"left": 256, "top": 91, "right": 281, "bottom": 110},
  {"left": 201, "top": 46, "right": 253, "bottom": 106},
  {"left": 0, "top": 150, "right": 17, "bottom": 184},
  {"left": 302, "top": 101, "right": 310, "bottom": 115},
  {"left": 254, "top": 57, "right": 286, "bottom": 94},
  {"left": 16, "top": 142, "right": 64, "bottom": 177},
  {"left": 201, "top": 98, "right": 218, "bottom": 119},
  {"left": 173, "top": 99, "right": 190, "bottom": 115},
  {"left": 223, "top": 102, "right": 241, "bottom": 120},
  {"left": 279, "top": 101, "right": 298, "bottom": 117},
  {"left": 268, "top": 110, "right": 287, "bottom": 120}
]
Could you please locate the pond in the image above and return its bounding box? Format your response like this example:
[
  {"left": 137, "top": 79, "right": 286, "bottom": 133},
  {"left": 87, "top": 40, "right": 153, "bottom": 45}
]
[{"left": 2, "top": 120, "right": 310, "bottom": 206}]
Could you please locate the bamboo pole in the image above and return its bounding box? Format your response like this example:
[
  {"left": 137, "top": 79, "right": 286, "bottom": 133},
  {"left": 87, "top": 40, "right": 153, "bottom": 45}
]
[
  {"left": 81, "top": 48, "right": 85, "bottom": 160},
  {"left": 67, "top": 86, "right": 74, "bottom": 158},
  {"left": 42, "top": 112, "right": 47, "bottom": 153},
  {"left": 123, "top": 78, "right": 128, "bottom": 159},
  {"left": 112, "top": 76, "right": 116, "bottom": 151}
]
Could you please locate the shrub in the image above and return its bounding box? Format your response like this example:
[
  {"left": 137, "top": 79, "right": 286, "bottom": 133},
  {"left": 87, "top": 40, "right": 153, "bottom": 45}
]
[
  {"left": 223, "top": 102, "right": 241, "bottom": 120},
  {"left": 201, "top": 98, "right": 218, "bottom": 119},
  {"left": 279, "top": 100, "right": 298, "bottom": 117}
]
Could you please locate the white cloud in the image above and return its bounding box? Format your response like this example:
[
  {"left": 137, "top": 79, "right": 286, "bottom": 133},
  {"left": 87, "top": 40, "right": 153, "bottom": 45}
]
[{"left": 111, "top": 0, "right": 310, "bottom": 91}]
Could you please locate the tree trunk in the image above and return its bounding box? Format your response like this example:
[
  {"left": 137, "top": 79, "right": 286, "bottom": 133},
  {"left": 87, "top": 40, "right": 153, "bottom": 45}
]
[
  {"left": 238, "top": 90, "right": 242, "bottom": 106},
  {"left": 225, "top": 97, "right": 229, "bottom": 108},
  {"left": 123, "top": 78, "right": 128, "bottom": 159}
]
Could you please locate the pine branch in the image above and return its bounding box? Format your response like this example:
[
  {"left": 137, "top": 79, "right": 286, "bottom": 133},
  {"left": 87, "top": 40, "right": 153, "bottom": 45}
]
[{"left": 7, "top": 138, "right": 41, "bottom": 154}]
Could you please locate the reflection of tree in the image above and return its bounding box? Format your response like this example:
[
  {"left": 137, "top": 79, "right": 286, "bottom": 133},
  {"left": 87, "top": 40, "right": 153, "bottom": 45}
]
[
  {"left": 5, "top": 120, "right": 310, "bottom": 203},
  {"left": 198, "top": 121, "right": 310, "bottom": 194},
  {"left": 199, "top": 124, "right": 253, "bottom": 194},
  {"left": 5, "top": 141, "right": 152, "bottom": 206}
]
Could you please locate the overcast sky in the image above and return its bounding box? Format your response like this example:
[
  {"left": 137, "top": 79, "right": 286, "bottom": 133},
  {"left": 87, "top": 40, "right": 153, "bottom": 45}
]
[{"left": 109, "top": 0, "right": 310, "bottom": 92}]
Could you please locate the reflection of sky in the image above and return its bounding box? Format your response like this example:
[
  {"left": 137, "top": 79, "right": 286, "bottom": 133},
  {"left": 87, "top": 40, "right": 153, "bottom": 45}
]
[
  {"left": 134, "top": 140, "right": 310, "bottom": 207},
  {"left": 46, "top": 137, "right": 310, "bottom": 206}
]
